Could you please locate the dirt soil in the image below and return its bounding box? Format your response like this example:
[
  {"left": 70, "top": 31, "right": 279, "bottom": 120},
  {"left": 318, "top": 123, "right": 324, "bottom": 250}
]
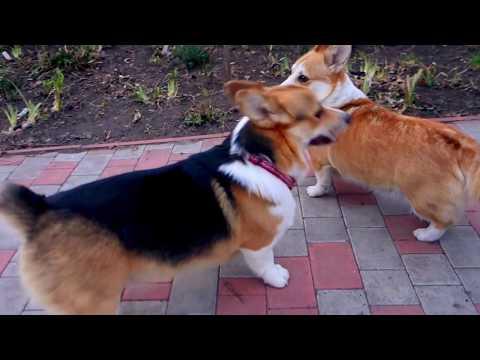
[{"left": 1, "top": 45, "right": 479, "bottom": 151}]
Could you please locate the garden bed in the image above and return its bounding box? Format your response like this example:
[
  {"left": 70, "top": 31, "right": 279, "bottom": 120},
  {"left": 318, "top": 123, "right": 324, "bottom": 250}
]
[{"left": 1, "top": 45, "right": 479, "bottom": 151}]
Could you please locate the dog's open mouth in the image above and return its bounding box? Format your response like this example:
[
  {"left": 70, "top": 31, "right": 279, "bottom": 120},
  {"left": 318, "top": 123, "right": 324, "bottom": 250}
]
[{"left": 309, "top": 135, "right": 334, "bottom": 146}]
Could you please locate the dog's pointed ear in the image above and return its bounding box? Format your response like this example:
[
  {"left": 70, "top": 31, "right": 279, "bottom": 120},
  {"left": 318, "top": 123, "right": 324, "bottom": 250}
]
[
  {"left": 313, "top": 45, "right": 352, "bottom": 72},
  {"left": 233, "top": 87, "right": 276, "bottom": 124},
  {"left": 224, "top": 80, "right": 265, "bottom": 102},
  {"left": 324, "top": 45, "right": 352, "bottom": 72}
]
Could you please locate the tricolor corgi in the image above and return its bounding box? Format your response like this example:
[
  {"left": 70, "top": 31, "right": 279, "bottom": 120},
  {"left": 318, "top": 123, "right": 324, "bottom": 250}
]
[
  {"left": 0, "top": 80, "right": 350, "bottom": 314},
  {"left": 282, "top": 45, "right": 480, "bottom": 242}
]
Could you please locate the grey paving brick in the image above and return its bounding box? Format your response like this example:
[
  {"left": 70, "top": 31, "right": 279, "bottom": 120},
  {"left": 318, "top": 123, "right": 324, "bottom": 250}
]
[
  {"left": 299, "top": 188, "right": 341, "bottom": 218},
  {"left": 1, "top": 262, "right": 19, "bottom": 277},
  {"left": 55, "top": 152, "right": 87, "bottom": 162},
  {"left": 415, "top": 285, "right": 477, "bottom": 315},
  {"left": 361, "top": 270, "right": 419, "bottom": 305},
  {"left": 11, "top": 251, "right": 19, "bottom": 262},
  {"left": 440, "top": 226, "right": 480, "bottom": 268},
  {"left": 167, "top": 267, "right": 218, "bottom": 315},
  {"left": 30, "top": 185, "right": 60, "bottom": 196},
  {"left": 375, "top": 191, "right": 412, "bottom": 215},
  {"left": 22, "top": 310, "right": 48, "bottom": 315},
  {"left": 456, "top": 120, "right": 480, "bottom": 133},
  {"left": 220, "top": 253, "right": 255, "bottom": 278},
  {"left": 304, "top": 218, "right": 348, "bottom": 243},
  {"left": 341, "top": 204, "right": 385, "bottom": 228},
  {"left": 0, "top": 218, "right": 21, "bottom": 250},
  {"left": 0, "top": 165, "right": 17, "bottom": 174},
  {"left": 60, "top": 175, "right": 98, "bottom": 191},
  {"left": 26, "top": 298, "right": 44, "bottom": 311},
  {"left": 0, "top": 277, "right": 28, "bottom": 314},
  {"left": 274, "top": 229, "right": 308, "bottom": 257},
  {"left": 145, "top": 143, "right": 174, "bottom": 151},
  {"left": 9, "top": 157, "right": 52, "bottom": 180},
  {"left": 112, "top": 145, "right": 146, "bottom": 160},
  {"left": 0, "top": 173, "right": 9, "bottom": 182},
  {"left": 457, "top": 212, "right": 470, "bottom": 226},
  {"left": 119, "top": 301, "right": 167, "bottom": 315},
  {"left": 456, "top": 269, "right": 480, "bottom": 303},
  {"left": 349, "top": 227, "right": 403, "bottom": 270},
  {"left": 403, "top": 254, "right": 460, "bottom": 285},
  {"left": 298, "top": 176, "right": 316, "bottom": 187},
  {"left": 172, "top": 141, "right": 202, "bottom": 154},
  {"left": 290, "top": 196, "right": 304, "bottom": 230},
  {"left": 317, "top": 289, "right": 370, "bottom": 315},
  {"left": 72, "top": 153, "right": 112, "bottom": 176}
]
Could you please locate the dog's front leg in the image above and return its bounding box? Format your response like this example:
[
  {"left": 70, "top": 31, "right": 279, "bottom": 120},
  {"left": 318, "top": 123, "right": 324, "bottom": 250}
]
[{"left": 240, "top": 247, "right": 290, "bottom": 288}]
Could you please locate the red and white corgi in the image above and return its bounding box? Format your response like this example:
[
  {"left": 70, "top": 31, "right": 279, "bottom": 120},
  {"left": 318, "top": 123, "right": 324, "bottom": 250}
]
[
  {"left": 0, "top": 81, "right": 349, "bottom": 314},
  {"left": 282, "top": 45, "right": 480, "bottom": 242}
]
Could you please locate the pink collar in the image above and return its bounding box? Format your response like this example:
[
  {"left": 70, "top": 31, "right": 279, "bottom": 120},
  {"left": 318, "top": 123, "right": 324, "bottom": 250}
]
[{"left": 247, "top": 154, "right": 297, "bottom": 190}]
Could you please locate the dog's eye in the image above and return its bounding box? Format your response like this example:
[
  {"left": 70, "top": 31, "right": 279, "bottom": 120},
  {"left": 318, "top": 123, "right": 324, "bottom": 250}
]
[
  {"left": 297, "top": 74, "right": 309, "bottom": 83},
  {"left": 314, "top": 109, "right": 323, "bottom": 118}
]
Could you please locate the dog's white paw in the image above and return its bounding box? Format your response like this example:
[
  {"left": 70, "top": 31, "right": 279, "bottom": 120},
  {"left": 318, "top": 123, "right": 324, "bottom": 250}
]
[
  {"left": 262, "top": 264, "right": 290, "bottom": 288},
  {"left": 413, "top": 226, "right": 445, "bottom": 242},
  {"left": 306, "top": 184, "right": 330, "bottom": 198}
]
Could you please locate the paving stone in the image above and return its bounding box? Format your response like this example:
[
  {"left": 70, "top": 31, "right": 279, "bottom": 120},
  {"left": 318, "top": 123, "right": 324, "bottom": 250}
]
[
  {"left": 341, "top": 202, "right": 385, "bottom": 228},
  {"left": 145, "top": 143, "right": 174, "bottom": 151},
  {"left": 361, "top": 270, "right": 419, "bottom": 305},
  {"left": 0, "top": 165, "right": 17, "bottom": 174},
  {"left": 201, "top": 138, "right": 225, "bottom": 151},
  {"left": 415, "top": 285, "right": 477, "bottom": 315},
  {"left": 289, "top": 196, "right": 303, "bottom": 229},
  {"left": 30, "top": 185, "right": 61, "bottom": 196},
  {"left": 55, "top": 152, "right": 87, "bottom": 162},
  {"left": 9, "top": 157, "right": 52, "bottom": 180},
  {"left": 456, "top": 120, "right": 480, "bottom": 133},
  {"left": 220, "top": 253, "right": 256, "bottom": 278},
  {"left": 72, "top": 153, "right": 112, "bottom": 176},
  {"left": 297, "top": 176, "right": 316, "bottom": 186},
  {"left": 26, "top": 298, "right": 44, "bottom": 311},
  {"left": 456, "top": 269, "right": 480, "bottom": 303},
  {"left": 403, "top": 254, "right": 460, "bottom": 285},
  {"left": 218, "top": 278, "right": 266, "bottom": 296},
  {"left": 274, "top": 229, "right": 308, "bottom": 257},
  {"left": 21, "top": 310, "right": 48, "bottom": 315},
  {"left": 317, "top": 289, "right": 370, "bottom": 315},
  {"left": 216, "top": 295, "right": 266, "bottom": 315},
  {"left": 119, "top": 301, "right": 167, "bottom": 315},
  {"left": 0, "top": 277, "right": 29, "bottom": 314},
  {"left": 0, "top": 156, "right": 25, "bottom": 166},
  {"left": 0, "top": 172, "right": 9, "bottom": 182},
  {"left": 112, "top": 145, "right": 145, "bottom": 160},
  {"left": 172, "top": 141, "right": 202, "bottom": 154},
  {"left": 333, "top": 176, "right": 370, "bottom": 195},
  {"left": 310, "top": 243, "right": 362, "bottom": 290},
  {"left": 440, "top": 226, "right": 480, "bottom": 268},
  {"left": 122, "top": 282, "right": 171, "bottom": 301},
  {"left": 0, "top": 219, "right": 21, "bottom": 250},
  {"left": 299, "top": 188, "right": 341, "bottom": 218},
  {"left": 60, "top": 175, "right": 98, "bottom": 191},
  {"left": 268, "top": 308, "right": 318, "bottom": 315},
  {"left": 0, "top": 250, "right": 15, "bottom": 275},
  {"left": 304, "top": 218, "right": 348, "bottom": 243},
  {"left": 370, "top": 305, "right": 424, "bottom": 315},
  {"left": 349, "top": 227, "right": 403, "bottom": 270},
  {"left": 375, "top": 191, "right": 412, "bottom": 215},
  {"left": 1, "top": 262, "right": 19, "bottom": 277},
  {"left": 167, "top": 267, "right": 218, "bottom": 315}
]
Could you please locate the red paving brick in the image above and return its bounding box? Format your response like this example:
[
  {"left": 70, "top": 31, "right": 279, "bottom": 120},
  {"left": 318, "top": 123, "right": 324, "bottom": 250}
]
[
  {"left": 135, "top": 149, "right": 170, "bottom": 170},
  {"left": 0, "top": 156, "right": 25, "bottom": 166},
  {"left": 385, "top": 215, "right": 443, "bottom": 254},
  {"left": 167, "top": 153, "right": 189, "bottom": 165},
  {"left": 216, "top": 295, "right": 266, "bottom": 315},
  {"left": 467, "top": 202, "right": 480, "bottom": 212},
  {"left": 266, "top": 257, "right": 316, "bottom": 309},
  {"left": 46, "top": 161, "right": 78, "bottom": 170},
  {"left": 122, "top": 282, "right": 171, "bottom": 301},
  {"left": 0, "top": 250, "right": 16, "bottom": 275},
  {"left": 219, "top": 278, "right": 266, "bottom": 296},
  {"left": 338, "top": 194, "right": 377, "bottom": 206},
  {"left": 475, "top": 304, "right": 480, "bottom": 314},
  {"left": 101, "top": 166, "right": 135, "bottom": 178},
  {"left": 107, "top": 159, "right": 138, "bottom": 167},
  {"left": 10, "top": 179, "right": 33, "bottom": 187},
  {"left": 32, "top": 168, "right": 73, "bottom": 185},
  {"left": 309, "top": 243, "right": 363, "bottom": 290},
  {"left": 467, "top": 212, "right": 480, "bottom": 234},
  {"left": 370, "top": 305, "right": 425, "bottom": 315},
  {"left": 268, "top": 308, "right": 318, "bottom": 315},
  {"left": 333, "top": 176, "right": 370, "bottom": 195},
  {"left": 201, "top": 138, "right": 226, "bottom": 151}
]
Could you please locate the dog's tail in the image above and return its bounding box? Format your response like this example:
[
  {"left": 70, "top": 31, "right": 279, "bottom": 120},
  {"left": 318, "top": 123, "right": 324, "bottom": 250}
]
[{"left": 0, "top": 182, "right": 48, "bottom": 240}]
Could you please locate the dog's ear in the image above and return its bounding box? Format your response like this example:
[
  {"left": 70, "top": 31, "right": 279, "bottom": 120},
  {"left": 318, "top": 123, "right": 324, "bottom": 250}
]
[
  {"left": 313, "top": 45, "right": 352, "bottom": 72},
  {"left": 224, "top": 80, "right": 265, "bottom": 102},
  {"left": 233, "top": 87, "right": 276, "bottom": 125},
  {"left": 324, "top": 45, "right": 352, "bottom": 72}
]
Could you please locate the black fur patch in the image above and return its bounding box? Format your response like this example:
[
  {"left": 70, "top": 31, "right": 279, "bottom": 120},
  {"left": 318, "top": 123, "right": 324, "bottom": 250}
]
[
  {"left": 46, "top": 139, "right": 240, "bottom": 264},
  {"left": 235, "top": 122, "right": 275, "bottom": 162}
]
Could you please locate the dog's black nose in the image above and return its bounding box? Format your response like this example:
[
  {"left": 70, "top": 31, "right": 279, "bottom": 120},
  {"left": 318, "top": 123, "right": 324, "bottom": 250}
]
[{"left": 343, "top": 113, "right": 352, "bottom": 125}]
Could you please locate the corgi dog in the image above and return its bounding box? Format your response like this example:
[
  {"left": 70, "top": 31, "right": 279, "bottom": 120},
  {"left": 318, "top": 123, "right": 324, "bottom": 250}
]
[
  {"left": 0, "top": 80, "right": 350, "bottom": 314},
  {"left": 282, "top": 45, "right": 480, "bottom": 242}
]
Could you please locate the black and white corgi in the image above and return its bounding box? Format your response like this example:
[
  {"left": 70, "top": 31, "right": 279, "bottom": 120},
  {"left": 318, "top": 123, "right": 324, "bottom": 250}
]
[{"left": 0, "top": 80, "right": 350, "bottom": 314}]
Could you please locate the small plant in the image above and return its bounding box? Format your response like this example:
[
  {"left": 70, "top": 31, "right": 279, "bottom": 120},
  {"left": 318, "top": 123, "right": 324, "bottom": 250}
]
[
  {"left": 151, "top": 85, "right": 163, "bottom": 103},
  {"left": 422, "top": 63, "right": 438, "bottom": 87},
  {"left": 173, "top": 45, "right": 209, "bottom": 70},
  {"left": 3, "top": 104, "right": 18, "bottom": 133},
  {"left": 400, "top": 53, "right": 420, "bottom": 67},
  {"left": 272, "top": 57, "right": 290, "bottom": 77},
  {"left": 167, "top": 69, "right": 179, "bottom": 99},
  {"left": 133, "top": 85, "right": 151, "bottom": 104},
  {"left": 48, "top": 45, "right": 102, "bottom": 71},
  {"left": 11, "top": 45, "right": 22, "bottom": 60},
  {"left": 471, "top": 53, "right": 480, "bottom": 70},
  {"left": 25, "top": 100, "right": 42, "bottom": 124},
  {"left": 43, "top": 68, "right": 65, "bottom": 112},
  {"left": 184, "top": 103, "right": 227, "bottom": 127},
  {"left": 404, "top": 68, "right": 424, "bottom": 107},
  {"left": 359, "top": 53, "right": 379, "bottom": 95}
]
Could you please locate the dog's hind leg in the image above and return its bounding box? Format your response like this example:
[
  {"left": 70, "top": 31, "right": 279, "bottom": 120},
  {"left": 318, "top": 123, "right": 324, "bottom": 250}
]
[{"left": 306, "top": 145, "right": 333, "bottom": 197}]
